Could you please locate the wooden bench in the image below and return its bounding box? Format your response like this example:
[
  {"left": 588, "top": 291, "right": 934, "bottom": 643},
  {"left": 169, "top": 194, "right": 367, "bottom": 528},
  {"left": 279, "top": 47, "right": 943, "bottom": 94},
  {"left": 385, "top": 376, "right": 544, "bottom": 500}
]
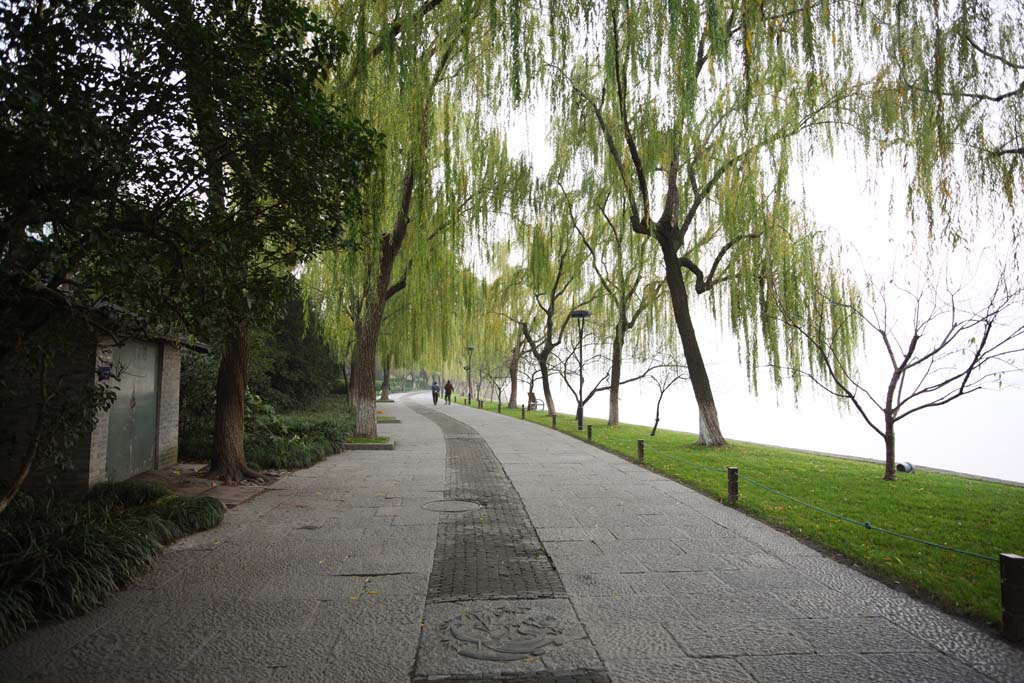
[{"left": 527, "top": 394, "right": 545, "bottom": 411}]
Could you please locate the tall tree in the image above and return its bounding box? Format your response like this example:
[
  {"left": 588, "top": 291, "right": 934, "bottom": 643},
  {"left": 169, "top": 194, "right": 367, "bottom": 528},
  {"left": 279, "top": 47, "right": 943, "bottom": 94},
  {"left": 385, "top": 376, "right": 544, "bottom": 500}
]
[
  {"left": 146, "top": 0, "right": 375, "bottom": 481},
  {"left": 305, "top": 0, "right": 534, "bottom": 437},
  {"left": 545, "top": 1, "right": 870, "bottom": 444},
  {"left": 0, "top": 0, "right": 375, "bottom": 487}
]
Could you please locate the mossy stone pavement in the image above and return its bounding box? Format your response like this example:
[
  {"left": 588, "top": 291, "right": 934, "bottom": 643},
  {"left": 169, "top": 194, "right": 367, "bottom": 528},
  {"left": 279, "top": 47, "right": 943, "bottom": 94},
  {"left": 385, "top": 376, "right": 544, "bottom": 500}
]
[{"left": 2, "top": 393, "right": 1023, "bottom": 682}]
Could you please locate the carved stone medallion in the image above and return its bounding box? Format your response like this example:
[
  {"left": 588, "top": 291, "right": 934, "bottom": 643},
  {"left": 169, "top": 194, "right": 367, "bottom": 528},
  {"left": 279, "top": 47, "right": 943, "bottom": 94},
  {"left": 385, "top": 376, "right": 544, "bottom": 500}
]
[{"left": 439, "top": 607, "right": 566, "bottom": 661}]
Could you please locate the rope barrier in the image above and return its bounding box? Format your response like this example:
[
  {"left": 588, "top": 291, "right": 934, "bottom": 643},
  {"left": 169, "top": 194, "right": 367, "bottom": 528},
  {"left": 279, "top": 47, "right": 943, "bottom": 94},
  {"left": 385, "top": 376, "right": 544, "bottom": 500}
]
[{"left": 738, "top": 473, "right": 998, "bottom": 562}]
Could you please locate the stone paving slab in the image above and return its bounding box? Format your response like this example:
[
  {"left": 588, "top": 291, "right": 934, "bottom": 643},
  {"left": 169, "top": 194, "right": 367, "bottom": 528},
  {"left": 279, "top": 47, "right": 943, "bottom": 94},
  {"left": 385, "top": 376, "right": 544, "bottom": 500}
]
[
  {"left": 450, "top": 396, "right": 1024, "bottom": 683},
  {"left": 2, "top": 391, "right": 1022, "bottom": 683}
]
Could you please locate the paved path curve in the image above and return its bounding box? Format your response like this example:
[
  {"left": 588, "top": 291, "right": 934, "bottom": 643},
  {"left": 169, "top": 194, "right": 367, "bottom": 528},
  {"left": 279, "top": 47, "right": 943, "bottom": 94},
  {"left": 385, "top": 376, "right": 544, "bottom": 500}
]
[{"left": 2, "top": 393, "right": 1022, "bottom": 682}]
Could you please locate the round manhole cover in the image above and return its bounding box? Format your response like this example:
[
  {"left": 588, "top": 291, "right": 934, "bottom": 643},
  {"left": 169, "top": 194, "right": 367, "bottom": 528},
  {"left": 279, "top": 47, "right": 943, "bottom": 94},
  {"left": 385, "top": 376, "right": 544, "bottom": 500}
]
[{"left": 422, "top": 499, "right": 482, "bottom": 512}]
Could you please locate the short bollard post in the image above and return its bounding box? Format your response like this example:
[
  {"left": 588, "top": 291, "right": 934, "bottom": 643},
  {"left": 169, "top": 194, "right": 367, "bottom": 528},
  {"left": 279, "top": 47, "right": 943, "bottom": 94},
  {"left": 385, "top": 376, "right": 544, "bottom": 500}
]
[
  {"left": 551, "top": 414, "right": 557, "bottom": 428},
  {"left": 637, "top": 439, "right": 645, "bottom": 464},
  {"left": 1002, "top": 553, "right": 1024, "bottom": 641},
  {"left": 521, "top": 405, "right": 526, "bottom": 419},
  {"left": 587, "top": 425, "right": 592, "bottom": 441},
  {"left": 727, "top": 467, "right": 739, "bottom": 505}
]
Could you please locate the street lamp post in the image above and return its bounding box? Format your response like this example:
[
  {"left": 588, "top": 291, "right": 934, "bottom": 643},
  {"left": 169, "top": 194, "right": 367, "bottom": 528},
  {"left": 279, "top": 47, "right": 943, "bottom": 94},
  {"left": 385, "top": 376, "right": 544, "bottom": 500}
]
[
  {"left": 569, "top": 309, "right": 591, "bottom": 430},
  {"left": 466, "top": 345, "right": 475, "bottom": 401}
]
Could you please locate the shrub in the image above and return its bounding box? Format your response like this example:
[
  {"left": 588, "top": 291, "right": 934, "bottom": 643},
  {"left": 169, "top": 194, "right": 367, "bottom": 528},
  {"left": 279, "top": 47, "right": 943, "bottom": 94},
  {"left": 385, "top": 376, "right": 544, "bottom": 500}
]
[
  {"left": 152, "top": 496, "right": 224, "bottom": 534},
  {"left": 0, "top": 487, "right": 225, "bottom": 646},
  {"left": 243, "top": 397, "right": 354, "bottom": 470},
  {"left": 86, "top": 480, "right": 172, "bottom": 507},
  {"left": 0, "top": 494, "right": 163, "bottom": 645}
]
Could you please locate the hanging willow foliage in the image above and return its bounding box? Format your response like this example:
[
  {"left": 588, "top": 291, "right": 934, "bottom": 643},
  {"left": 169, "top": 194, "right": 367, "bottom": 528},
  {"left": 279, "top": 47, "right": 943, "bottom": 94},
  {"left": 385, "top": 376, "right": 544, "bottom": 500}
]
[
  {"left": 300, "top": 0, "right": 535, "bottom": 435},
  {"left": 299, "top": 0, "right": 1011, "bottom": 443},
  {"left": 539, "top": 0, "right": 876, "bottom": 444},
  {"left": 862, "top": 0, "right": 1022, "bottom": 236}
]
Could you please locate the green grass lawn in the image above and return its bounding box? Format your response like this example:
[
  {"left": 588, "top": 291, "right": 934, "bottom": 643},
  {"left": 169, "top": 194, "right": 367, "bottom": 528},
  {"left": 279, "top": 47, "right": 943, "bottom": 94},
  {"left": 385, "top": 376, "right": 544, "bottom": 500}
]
[
  {"left": 476, "top": 399, "right": 1023, "bottom": 627},
  {"left": 347, "top": 436, "right": 389, "bottom": 444}
]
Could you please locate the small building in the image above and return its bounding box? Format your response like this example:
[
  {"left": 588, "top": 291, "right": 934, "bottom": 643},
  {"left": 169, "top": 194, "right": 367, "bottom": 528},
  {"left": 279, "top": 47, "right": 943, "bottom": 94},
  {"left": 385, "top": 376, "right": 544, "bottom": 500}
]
[{"left": 1, "top": 295, "right": 205, "bottom": 495}]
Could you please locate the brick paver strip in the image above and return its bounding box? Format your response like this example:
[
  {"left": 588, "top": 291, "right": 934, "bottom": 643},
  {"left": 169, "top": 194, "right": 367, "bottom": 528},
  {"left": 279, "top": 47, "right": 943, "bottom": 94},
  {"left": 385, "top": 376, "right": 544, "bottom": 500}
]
[
  {"left": 410, "top": 404, "right": 609, "bottom": 683},
  {"left": 413, "top": 406, "right": 566, "bottom": 602}
]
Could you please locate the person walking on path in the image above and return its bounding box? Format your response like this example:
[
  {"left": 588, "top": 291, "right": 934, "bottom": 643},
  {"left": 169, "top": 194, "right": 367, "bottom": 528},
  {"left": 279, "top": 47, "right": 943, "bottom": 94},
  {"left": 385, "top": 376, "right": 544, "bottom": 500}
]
[
  {"left": 431, "top": 379, "right": 441, "bottom": 405},
  {"left": 444, "top": 379, "right": 454, "bottom": 405}
]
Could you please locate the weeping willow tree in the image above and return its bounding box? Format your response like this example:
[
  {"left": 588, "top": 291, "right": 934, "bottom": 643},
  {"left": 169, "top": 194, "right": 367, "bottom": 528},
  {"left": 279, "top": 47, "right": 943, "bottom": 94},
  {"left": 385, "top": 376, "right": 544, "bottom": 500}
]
[
  {"left": 303, "top": 0, "right": 534, "bottom": 436},
  {"left": 558, "top": 181, "right": 666, "bottom": 425},
  {"left": 505, "top": 191, "right": 591, "bottom": 416},
  {"left": 543, "top": 1, "right": 875, "bottom": 445},
  {"left": 866, "top": 0, "right": 1023, "bottom": 235}
]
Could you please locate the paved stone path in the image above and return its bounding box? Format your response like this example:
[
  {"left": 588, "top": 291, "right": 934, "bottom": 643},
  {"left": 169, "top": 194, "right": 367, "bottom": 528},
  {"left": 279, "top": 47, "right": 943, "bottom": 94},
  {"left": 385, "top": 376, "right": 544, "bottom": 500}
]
[{"left": 2, "top": 393, "right": 1023, "bottom": 682}]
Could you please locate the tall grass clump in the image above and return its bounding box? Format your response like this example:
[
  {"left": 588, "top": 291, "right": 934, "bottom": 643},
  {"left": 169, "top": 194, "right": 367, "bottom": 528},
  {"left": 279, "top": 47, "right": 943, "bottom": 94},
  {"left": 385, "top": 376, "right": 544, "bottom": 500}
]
[
  {"left": 153, "top": 496, "right": 224, "bottom": 534},
  {"left": 0, "top": 485, "right": 226, "bottom": 646},
  {"left": 86, "top": 480, "right": 172, "bottom": 507}
]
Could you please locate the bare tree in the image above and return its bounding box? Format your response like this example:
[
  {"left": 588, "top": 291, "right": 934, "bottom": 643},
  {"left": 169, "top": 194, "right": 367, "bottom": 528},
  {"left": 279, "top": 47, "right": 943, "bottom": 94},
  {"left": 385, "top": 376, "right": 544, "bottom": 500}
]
[
  {"left": 774, "top": 268, "right": 1024, "bottom": 480},
  {"left": 554, "top": 336, "right": 668, "bottom": 429},
  {"left": 648, "top": 360, "right": 690, "bottom": 437},
  {"left": 482, "top": 362, "right": 510, "bottom": 405}
]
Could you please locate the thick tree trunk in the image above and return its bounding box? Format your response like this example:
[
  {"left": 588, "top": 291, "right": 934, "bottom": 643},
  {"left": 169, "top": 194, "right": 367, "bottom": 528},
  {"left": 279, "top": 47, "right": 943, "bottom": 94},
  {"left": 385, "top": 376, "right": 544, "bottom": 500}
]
[
  {"left": 883, "top": 417, "right": 896, "bottom": 481},
  {"left": 608, "top": 323, "right": 625, "bottom": 426},
  {"left": 508, "top": 345, "right": 520, "bottom": 408},
  {"left": 380, "top": 353, "right": 391, "bottom": 401},
  {"left": 658, "top": 239, "right": 726, "bottom": 446},
  {"left": 211, "top": 324, "right": 259, "bottom": 482},
  {"left": 346, "top": 167, "right": 415, "bottom": 437},
  {"left": 350, "top": 314, "right": 381, "bottom": 438}
]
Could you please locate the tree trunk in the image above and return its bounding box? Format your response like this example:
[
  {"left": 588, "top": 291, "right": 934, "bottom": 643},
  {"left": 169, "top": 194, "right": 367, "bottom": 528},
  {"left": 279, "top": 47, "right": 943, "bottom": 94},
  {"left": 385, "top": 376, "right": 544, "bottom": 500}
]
[
  {"left": 346, "top": 166, "right": 415, "bottom": 437},
  {"left": 608, "top": 322, "right": 625, "bottom": 426},
  {"left": 350, "top": 314, "right": 381, "bottom": 438},
  {"left": 883, "top": 416, "right": 896, "bottom": 481},
  {"left": 658, "top": 238, "right": 726, "bottom": 446},
  {"left": 508, "top": 345, "right": 520, "bottom": 408},
  {"left": 211, "top": 323, "right": 259, "bottom": 482},
  {"left": 651, "top": 390, "right": 666, "bottom": 437},
  {"left": 538, "top": 358, "right": 556, "bottom": 415},
  {"left": 380, "top": 353, "right": 391, "bottom": 401}
]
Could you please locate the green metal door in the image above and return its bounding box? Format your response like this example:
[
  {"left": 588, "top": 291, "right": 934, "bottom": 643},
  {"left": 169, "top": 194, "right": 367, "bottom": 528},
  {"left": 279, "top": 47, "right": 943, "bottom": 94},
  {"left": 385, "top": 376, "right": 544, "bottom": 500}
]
[{"left": 106, "top": 341, "right": 159, "bottom": 482}]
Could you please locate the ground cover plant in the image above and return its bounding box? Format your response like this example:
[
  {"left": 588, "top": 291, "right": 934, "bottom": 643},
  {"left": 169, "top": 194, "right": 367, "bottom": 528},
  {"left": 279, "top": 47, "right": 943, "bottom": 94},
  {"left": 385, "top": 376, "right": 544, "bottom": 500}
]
[
  {"left": 181, "top": 391, "right": 354, "bottom": 471},
  {"left": 0, "top": 481, "right": 224, "bottom": 646},
  {"left": 242, "top": 395, "right": 354, "bottom": 470},
  {"left": 474, "top": 400, "right": 1024, "bottom": 627}
]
